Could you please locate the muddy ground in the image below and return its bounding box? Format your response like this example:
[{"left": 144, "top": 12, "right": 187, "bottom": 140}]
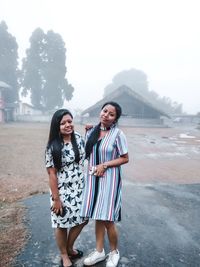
[{"left": 0, "top": 122, "right": 200, "bottom": 267}]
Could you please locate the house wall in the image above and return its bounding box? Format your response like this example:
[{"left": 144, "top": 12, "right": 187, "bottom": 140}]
[
  {"left": 0, "top": 110, "right": 4, "bottom": 123},
  {"left": 0, "top": 90, "right": 5, "bottom": 123},
  {"left": 17, "top": 102, "right": 42, "bottom": 115},
  {"left": 80, "top": 116, "right": 166, "bottom": 127},
  {"left": 16, "top": 114, "right": 51, "bottom": 122},
  {"left": 16, "top": 114, "right": 81, "bottom": 123}
]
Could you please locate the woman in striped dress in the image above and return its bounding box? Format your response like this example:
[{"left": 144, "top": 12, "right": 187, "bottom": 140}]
[{"left": 81, "top": 102, "right": 129, "bottom": 267}]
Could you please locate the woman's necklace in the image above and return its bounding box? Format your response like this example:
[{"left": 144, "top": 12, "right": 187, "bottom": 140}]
[{"left": 100, "top": 126, "right": 110, "bottom": 131}]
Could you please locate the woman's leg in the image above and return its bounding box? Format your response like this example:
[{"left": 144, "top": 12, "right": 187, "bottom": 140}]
[
  {"left": 83, "top": 220, "right": 106, "bottom": 265},
  {"left": 67, "top": 221, "right": 88, "bottom": 255},
  {"left": 104, "top": 221, "right": 118, "bottom": 251},
  {"left": 104, "top": 222, "right": 120, "bottom": 267},
  {"left": 96, "top": 220, "right": 106, "bottom": 251},
  {"left": 55, "top": 228, "right": 72, "bottom": 267}
]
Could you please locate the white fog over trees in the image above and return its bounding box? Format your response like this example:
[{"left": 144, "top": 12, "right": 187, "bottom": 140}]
[
  {"left": 20, "top": 28, "right": 74, "bottom": 111},
  {"left": 0, "top": 21, "right": 73, "bottom": 111},
  {"left": 1, "top": 20, "right": 182, "bottom": 114},
  {"left": 104, "top": 69, "right": 182, "bottom": 115},
  {"left": 0, "top": 21, "right": 19, "bottom": 103}
]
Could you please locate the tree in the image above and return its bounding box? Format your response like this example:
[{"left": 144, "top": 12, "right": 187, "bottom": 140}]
[
  {"left": 20, "top": 28, "right": 45, "bottom": 109},
  {"left": 104, "top": 68, "right": 148, "bottom": 97},
  {"left": 42, "top": 30, "right": 73, "bottom": 110},
  {"left": 20, "top": 28, "right": 74, "bottom": 110},
  {"left": 0, "top": 21, "right": 19, "bottom": 102},
  {"left": 104, "top": 68, "right": 182, "bottom": 114}
]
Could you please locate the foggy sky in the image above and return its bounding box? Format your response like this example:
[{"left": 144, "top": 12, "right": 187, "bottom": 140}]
[{"left": 1, "top": 0, "right": 200, "bottom": 114}]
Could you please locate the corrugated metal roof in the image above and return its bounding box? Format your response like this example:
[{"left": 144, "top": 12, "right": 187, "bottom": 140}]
[{"left": 82, "top": 85, "right": 170, "bottom": 118}]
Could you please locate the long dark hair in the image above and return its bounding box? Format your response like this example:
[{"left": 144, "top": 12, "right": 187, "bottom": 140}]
[
  {"left": 47, "top": 109, "right": 80, "bottom": 170},
  {"left": 85, "top": 101, "right": 122, "bottom": 159}
]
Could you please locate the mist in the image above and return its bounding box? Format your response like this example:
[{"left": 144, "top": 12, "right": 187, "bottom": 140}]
[{"left": 0, "top": 0, "right": 200, "bottom": 114}]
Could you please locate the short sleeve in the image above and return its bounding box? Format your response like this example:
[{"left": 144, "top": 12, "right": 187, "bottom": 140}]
[
  {"left": 85, "top": 127, "right": 95, "bottom": 142},
  {"left": 45, "top": 147, "right": 55, "bottom": 168},
  {"left": 116, "top": 130, "right": 128, "bottom": 156},
  {"left": 79, "top": 137, "right": 85, "bottom": 160},
  {"left": 75, "top": 132, "right": 85, "bottom": 161}
]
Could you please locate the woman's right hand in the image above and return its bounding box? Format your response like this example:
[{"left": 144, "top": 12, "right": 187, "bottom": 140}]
[{"left": 85, "top": 124, "right": 93, "bottom": 131}]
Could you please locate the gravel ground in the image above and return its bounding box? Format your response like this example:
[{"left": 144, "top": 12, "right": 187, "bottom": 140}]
[{"left": 0, "top": 122, "right": 200, "bottom": 267}]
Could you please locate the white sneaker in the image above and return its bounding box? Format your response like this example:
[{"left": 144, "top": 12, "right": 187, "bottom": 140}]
[
  {"left": 84, "top": 249, "right": 106, "bottom": 266},
  {"left": 106, "top": 249, "right": 120, "bottom": 267}
]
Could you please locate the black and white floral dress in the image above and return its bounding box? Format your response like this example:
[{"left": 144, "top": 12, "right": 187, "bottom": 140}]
[{"left": 45, "top": 132, "right": 85, "bottom": 228}]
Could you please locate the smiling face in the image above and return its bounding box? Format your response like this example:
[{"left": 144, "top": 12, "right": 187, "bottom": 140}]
[
  {"left": 100, "top": 104, "right": 117, "bottom": 128},
  {"left": 60, "top": 114, "right": 74, "bottom": 137}
]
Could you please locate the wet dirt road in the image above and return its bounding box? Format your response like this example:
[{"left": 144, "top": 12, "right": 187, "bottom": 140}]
[{"left": 14, "top": 181, "right": 200, "bottom": 267}]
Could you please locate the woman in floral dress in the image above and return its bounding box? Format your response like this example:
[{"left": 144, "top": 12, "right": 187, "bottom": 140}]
[{"left": 45, "top": 109, "right": 87, "bottom": 267}]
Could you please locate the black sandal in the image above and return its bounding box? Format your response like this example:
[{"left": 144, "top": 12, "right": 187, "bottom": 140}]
[
  {"left": 69, "top": 249, "right": 83, "bottom": 259},
  {"left": 60, "top": 259, "right": 75, "bottom": 267}
]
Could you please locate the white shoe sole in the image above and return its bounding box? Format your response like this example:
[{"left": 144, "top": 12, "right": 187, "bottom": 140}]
[{"left": 84, "top": 255, "right": 106, "bottom": 266}]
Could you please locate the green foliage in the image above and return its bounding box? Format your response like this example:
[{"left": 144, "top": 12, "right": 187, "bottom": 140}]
[
  {"left": 0, "top": 21, "right": 19, "bottom": 102},
  {"left": 20, "top": 28, "right": 74, "bottom": 111}
]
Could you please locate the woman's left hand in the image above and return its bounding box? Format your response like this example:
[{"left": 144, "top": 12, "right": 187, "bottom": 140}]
[{"left": 95, "top": 164, "right": 106, "bottom": 177}]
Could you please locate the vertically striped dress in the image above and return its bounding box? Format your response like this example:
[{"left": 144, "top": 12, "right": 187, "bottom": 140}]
[{"left": 80, "top": 125, "right": 128, "bottom": 222}]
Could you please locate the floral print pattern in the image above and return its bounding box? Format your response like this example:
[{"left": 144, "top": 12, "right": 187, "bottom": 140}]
[{"left": 45, "top": 132, "right": 85, "bottom": 228}]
